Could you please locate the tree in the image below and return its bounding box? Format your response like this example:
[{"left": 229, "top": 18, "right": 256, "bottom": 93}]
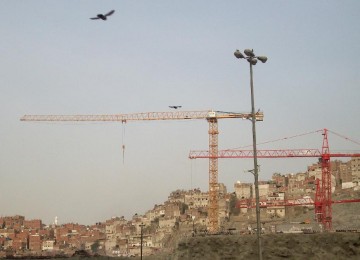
[
  {"left": 229, "top": 193, "right": 240, "bottom": 215},
  {"left": 91, "top": 240, "right": 100, "bottom": 254},
  {"left": 180, "top": 203, "right": 188, "bottom": 214}
]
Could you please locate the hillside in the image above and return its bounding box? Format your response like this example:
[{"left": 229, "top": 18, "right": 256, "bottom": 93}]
[
  {"left": 138, "top": 190, "right": 360, "bottom": 259},
  {"left": 3, "top": 233, "right": 358, "bottom": 260},
  {"left": 175, "top": 233, "right": 360, "bottom": 260}
]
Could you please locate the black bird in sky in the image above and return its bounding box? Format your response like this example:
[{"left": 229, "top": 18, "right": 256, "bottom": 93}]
[
  {"left": 169, "top": 106, "right": 182, "bottom": 109},
  {"left": 90, "top": 10, "right": 115, "bottom": 20}
]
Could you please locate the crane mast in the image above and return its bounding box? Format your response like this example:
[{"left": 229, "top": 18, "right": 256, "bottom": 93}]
[
  {"left": 21, "top": 110, "right": 264, "bottom": 233},
  {"left": 320, "top": 128, "right": 332, "bottom": 230}
]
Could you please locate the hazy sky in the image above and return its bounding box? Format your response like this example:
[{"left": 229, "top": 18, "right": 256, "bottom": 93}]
[{"left": 1, "top": 1, "right": 359, "bottom": 225}]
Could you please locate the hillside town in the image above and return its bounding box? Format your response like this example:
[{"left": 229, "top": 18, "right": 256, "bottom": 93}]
[{"left": 1, "top": 158, "right": 360, "bottom": 258}]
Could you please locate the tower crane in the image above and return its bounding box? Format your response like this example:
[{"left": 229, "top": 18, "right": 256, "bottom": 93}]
[
  {"left": 189, "top": 128, "right": 360, "bottom": 231},
  {"left": 21, "top": 109, "right": 264, "bottom": 233}
]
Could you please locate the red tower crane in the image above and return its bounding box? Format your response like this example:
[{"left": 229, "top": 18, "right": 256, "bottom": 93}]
[
  {"left": 189, "top": 128, "right": 360, "bottom": 231},
  {"left": 21, "top": 110, "right": 264, "bottom": 233}
]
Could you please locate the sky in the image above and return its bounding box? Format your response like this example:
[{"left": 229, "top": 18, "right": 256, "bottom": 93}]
[{"left": 1, "top": 0, "right": 360, "bottom": 226}]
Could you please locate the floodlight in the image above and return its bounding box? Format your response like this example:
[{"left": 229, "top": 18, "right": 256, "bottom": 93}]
[
  {"left": 234, "top": 50, "right": 245, "bottom": 59},
  {"left": 250, "top": 58, "right": 258, "bottom": 65},
  {"left": 257, "top": 56, "right": 268, "bottom": 63},
  {"left": 244, "top": 49, "right": 255, "bottom": 57}
]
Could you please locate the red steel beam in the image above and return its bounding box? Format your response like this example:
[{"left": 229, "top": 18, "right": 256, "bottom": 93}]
[{"left": 189, "top": 149, "right": 360, "bottom": 159}]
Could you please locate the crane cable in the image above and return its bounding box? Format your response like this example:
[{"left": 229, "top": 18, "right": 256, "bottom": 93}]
[
  {"left": 327, "top": 129, "right": 360, "bottom": 146},
  {"left": 226, "top": 129, "right": 323, "bottom": 150},
  {"left": 122, "top": 121, "right": 126, "bottom": 164}
]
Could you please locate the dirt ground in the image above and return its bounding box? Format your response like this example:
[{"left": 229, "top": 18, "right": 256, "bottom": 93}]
[{"left": 138, "top": 232, "right": 360, "bottom": 260}]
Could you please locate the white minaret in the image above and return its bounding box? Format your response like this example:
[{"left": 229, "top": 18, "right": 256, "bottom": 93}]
[{"left": 54, "top": 216, "right": 58, "bottom": 226}]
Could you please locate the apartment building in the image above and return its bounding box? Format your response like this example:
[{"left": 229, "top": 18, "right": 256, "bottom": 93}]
[
  {"left": 23, "top": 219, "right": 42, "bottom": 230},
  {"left": 351, "top": 157, "right": 360, "bottom": 182},
  {"left": 234, "top": 182, "right": 252, "bottom": 199},
  {"left": 266, "top": 192, "right": 286, "bottom": 218},
  {"left": 185, "top": 190, "right": 209, "bottom": 209}
]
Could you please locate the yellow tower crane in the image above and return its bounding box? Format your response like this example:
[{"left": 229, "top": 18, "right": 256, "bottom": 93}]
[{"left": 21, "top": 110, "right": 263, "bottom": 233}]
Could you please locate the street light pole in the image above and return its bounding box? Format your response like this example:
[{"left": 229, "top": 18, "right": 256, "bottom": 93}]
[
  {"left": 250, "top": 59, "right": 262, "bottom": 260},
  {"left": 234, "top": 49, "right": 267, "bottom": 260},
  {"left": 140, "top": 223, "right": 145, "bottom": 260}
]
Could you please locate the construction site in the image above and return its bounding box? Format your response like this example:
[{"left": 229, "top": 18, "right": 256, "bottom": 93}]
[
  {"left": 16, "top": 113, "right": 360, "bottom": 259},
  {"left": 16, "top": 48, "right": 360, "bottom": 260},
  {"left": 2, "top": 2, "right": 360, "bottom": 260},
  {"left": 10, "top": 31, "right": 360, "bottom": 260}
]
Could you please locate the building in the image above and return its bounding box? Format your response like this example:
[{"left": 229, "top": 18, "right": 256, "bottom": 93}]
[
  {"left": 234, "top": 181, "right": 252, "bottom": 199},
  {"left": 185, "top": 190, "right": 208, "bottom": 209},
  {"left": 29, "top": 234, "right": 42, "bottom": 252},
  {"left": 1, "top": 216, "right": 25, "bottom": 230},
  {"left": 266, "top": 192, "right": 285, "bottom": 218},
  {"left": 24, "top": 219, "right": 42, "bottom": 230},
  {"left": 257, "top": 182, "right": 270, "bottom": 199},
  {"left": 351, "top": 157, "right": 360, "bottom": 183},
  {"left": 42, "top": 240, "right": 55, "bottom": 251}
]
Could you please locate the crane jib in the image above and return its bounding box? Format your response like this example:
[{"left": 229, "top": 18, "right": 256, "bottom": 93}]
[{"left": 20, "top": 111, "right": 264, "bottom": 122}]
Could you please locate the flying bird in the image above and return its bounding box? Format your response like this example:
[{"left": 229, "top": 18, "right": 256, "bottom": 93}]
[
  {"left": 90, "top": 10, "right": 115, "bottom": 20},
  {"left": 169, "top": 106, "right": 182, "bottom": 109}
]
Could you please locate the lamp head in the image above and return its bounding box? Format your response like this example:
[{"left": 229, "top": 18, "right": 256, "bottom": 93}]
[
  {"left": 249, "top": 58, "right": 258, "bottom": 65},
  {"left": 244, "top": 49, "right": 255, "bottom": 57},
  {"left": 234, "top": 49, "right": 245, "bottom": 59},
  {"left": 257, "top": 56, "right": 268, "bottom": 63}
]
